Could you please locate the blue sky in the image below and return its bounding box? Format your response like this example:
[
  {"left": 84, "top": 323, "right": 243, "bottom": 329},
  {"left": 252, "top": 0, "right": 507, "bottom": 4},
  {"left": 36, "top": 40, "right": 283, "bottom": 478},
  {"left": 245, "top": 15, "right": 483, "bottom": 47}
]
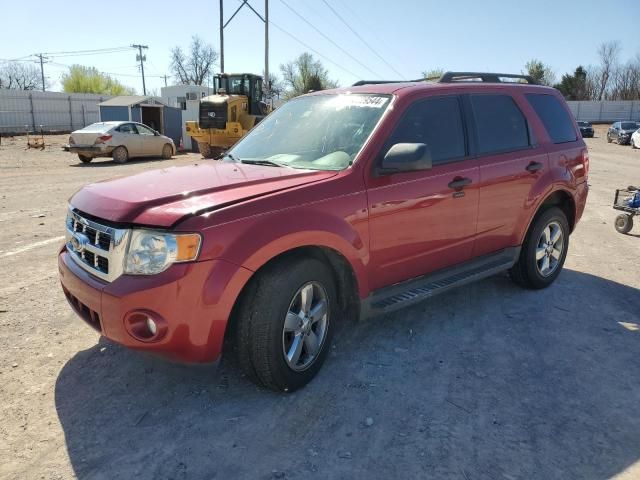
[{"left": 1, "top": 0, "right": 639, "bottom": 94}]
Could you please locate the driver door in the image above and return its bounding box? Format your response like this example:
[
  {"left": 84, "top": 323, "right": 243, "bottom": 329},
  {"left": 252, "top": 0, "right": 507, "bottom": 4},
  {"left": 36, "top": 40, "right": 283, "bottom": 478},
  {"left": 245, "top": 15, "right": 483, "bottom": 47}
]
[
  {"left": 136, "top": 123, "right": 163, "bottom": 156},
  {"left": 366, "top": 95, "right": 479, "bottom": 290},
  {"left": 114, "top": 123, "right": 142, "bottom": 157}
]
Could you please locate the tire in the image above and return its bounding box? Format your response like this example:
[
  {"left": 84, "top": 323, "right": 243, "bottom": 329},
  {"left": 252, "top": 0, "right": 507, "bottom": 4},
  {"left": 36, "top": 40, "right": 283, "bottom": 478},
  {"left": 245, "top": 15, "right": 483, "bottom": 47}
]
[
  {"left": 78, "top": 154, "right": 92, "bottom": 163},
  {"left": 197, "top": 142, "right": 213, "bottom": 159},
  {"left": 614, "top": 214, "right": 633, "bottom": 234},
  {"left": 234, "top": 257, "right": 337, "bottom": 392},
  {"left": 112, "top": 146, "right": 129, "bottom": 164},
  {"left": 162, "top": 144, "right": 173, "bottom": 159},
  {"left": 509, "top": 207, "right": 570, "bottom": 290},
  {"left": 607, "top": 134, "right": 612, "bottom": 143},
  {"left": 632, "top": 138, "right": 638, "bottom": 149}
]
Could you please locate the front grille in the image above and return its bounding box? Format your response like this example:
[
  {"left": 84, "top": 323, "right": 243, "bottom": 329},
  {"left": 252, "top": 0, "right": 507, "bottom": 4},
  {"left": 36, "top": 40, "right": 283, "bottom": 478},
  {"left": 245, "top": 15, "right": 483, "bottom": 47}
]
[
  {"left": 199, "top": 101, "right": 227, "bottom": 129},
  {"left": 63, "top": 286, "right": 101, "bottom": 332},
  {"left": 65, "top": 209, "right": 129, "bottom": 282}
]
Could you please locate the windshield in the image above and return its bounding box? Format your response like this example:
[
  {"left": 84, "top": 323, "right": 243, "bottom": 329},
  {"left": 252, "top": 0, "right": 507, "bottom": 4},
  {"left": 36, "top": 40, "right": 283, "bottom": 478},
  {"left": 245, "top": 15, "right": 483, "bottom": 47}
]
[
  {"left": 228, "top": 94, "right": 391, "bottom": 170},
  {"left": 621, "top": 122, "right": 637, "bottom": 129}
]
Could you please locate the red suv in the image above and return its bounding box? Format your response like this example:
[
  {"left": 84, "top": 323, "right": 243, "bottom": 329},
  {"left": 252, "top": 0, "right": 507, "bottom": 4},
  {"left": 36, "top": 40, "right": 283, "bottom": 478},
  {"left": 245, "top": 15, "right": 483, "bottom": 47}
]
[{"left": 59, "top": 72, "right": 588, "bottom": 391}]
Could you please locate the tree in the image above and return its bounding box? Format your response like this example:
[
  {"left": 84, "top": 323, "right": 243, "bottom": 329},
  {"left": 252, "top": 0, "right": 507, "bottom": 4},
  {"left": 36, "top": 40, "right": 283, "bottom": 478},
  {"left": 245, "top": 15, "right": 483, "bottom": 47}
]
[
  {"left": 61, "top": 65, "right": 134, "bottom": 95},
  {"left": 554, "top": 66, "right": 588, "bottom": 100},
  {"left": 422, "top": 68, "right": 444, "bottom": 80},
  {"left": 280, "top": 52, "right": 338, "bottom": 99},
  {"left": 170, "top": 36, "right": 218, "bottom": 85},
  {"left": 595, "top": 41, "right": 620, "bottom": 100},
  {"left": 264, "top": 72, "right": 284, "bottom": 99},
  {"left": 524, "top": 59, "right": 555, "bottom": 86},
  {"left": 0, "top": 62, "right": 42, "bottom": 90}
]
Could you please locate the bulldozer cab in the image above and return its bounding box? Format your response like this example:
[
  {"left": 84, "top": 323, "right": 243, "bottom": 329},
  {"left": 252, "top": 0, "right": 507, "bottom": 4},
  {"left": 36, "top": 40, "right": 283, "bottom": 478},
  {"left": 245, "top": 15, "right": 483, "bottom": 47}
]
[{"left": 214, "top": 73, "right": 265, "bottom": 116}]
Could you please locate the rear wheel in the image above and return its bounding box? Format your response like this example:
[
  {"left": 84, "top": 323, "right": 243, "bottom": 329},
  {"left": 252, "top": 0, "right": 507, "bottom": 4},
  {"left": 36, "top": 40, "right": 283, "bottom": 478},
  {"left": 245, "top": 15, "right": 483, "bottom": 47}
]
[
  {"left": 77, "top": 154, "right": 92, "bottom": 163},
  {"left": 509, "top": 207, "right": 569, "bottom": 289},
  {"left": 234, "top": 257, "right": 337, "bottom": 392},
  {"left": 112, "top": 146, "right": 129, "bottom": 164},
  {"left": 162, "top": 144, "right": 173, "bottom": 159},
  {"left": 614, "top": 214, "right": 633, "bottom": 234}
]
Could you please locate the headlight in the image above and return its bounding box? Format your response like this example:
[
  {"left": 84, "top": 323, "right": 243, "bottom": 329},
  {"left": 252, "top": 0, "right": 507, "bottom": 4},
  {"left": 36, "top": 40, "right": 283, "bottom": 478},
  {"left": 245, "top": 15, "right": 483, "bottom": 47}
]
[{"left": 124, "top": 230, "right": 201, "bottom": 275}]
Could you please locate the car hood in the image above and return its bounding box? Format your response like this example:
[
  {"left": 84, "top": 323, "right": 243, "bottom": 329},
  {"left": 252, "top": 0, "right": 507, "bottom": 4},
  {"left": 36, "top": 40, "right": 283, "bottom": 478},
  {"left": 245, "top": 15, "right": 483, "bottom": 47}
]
[{"left": 70, "top": 162, "right": 337, "bottom": 227}]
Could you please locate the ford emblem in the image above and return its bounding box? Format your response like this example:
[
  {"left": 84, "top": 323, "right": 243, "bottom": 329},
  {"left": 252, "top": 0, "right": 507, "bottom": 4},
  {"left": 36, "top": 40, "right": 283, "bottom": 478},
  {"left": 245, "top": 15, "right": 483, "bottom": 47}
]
[
  {"left": 208, "top": 111, "right": 216, "bottom": 118},
  {"left": 70, "top": 233, "right": 89, "bottom": 253}
]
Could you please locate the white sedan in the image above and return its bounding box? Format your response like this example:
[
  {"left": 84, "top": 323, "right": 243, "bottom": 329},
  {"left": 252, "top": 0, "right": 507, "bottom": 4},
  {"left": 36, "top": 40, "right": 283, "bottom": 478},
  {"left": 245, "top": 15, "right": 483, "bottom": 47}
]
[
  {"left": 67, "top": 121, "right": 175, "bottom": 164},
  {"left": 632, "top": 128, "right": 640, "bottom": 149}
]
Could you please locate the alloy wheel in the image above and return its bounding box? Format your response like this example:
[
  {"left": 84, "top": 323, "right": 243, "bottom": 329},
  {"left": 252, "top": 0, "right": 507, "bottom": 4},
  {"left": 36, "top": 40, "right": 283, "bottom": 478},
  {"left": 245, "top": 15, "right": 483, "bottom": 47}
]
[
  {"left": 282, "top": 282, "right": 329, "bottom": 372},
  {"left": 535, "top": 221, "right": 564, "bottom": 277}
]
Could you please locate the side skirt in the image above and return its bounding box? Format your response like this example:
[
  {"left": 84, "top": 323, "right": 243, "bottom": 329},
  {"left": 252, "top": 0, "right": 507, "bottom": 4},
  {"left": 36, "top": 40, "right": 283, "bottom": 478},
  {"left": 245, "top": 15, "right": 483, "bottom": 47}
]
[{"left": 360, "top": 247, "right": 521, "bottom": 319}]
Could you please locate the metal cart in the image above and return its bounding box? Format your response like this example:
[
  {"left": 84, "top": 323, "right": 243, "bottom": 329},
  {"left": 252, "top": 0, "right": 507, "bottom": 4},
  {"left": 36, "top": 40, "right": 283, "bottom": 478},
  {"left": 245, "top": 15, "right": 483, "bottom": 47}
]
[{"left": 613, "top": 186, "right": 639, "bottom": 234}]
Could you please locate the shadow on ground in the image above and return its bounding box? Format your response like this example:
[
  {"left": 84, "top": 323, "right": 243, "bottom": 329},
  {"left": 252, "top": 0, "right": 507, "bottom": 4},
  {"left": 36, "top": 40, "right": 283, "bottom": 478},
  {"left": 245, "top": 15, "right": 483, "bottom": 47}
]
[{"left": 55, "top": 269, "right": 640, "bottom": 480}]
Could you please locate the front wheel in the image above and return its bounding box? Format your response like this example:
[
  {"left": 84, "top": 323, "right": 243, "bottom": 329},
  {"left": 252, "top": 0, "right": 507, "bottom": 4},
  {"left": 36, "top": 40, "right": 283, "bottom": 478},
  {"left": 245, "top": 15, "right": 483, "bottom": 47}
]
[
  {"left": 509, "top": 207, "right": 570, "bottom": 289},
  {"left": 112, "top": 146, "right": 129, "bottom": 164},
  {"left": 607, "top": 134, "right": 612, "bottom": 143},
  {"left": 234, "top": 257, "right": 337, "bottom": 392},
  {"left": 615, "top": 214, "right": 634, "bottom": 234},
  {"left": 161, "top": 144, "right": 173, "bottom": 159},
  {"left": 632, "top": 138, "right": 638, "bottom": 149},
  {"left": 78, "top": 154, "right": 92, "bottom": 163}
]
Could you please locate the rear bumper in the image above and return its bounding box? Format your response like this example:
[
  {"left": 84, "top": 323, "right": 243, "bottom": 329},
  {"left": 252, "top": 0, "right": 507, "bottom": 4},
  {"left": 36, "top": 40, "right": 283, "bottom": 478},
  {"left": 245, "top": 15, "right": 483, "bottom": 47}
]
[
  {"left": 58, "top": 248, "right": 253, "bottom": 363},
  {"left": 67, "top": 145, "right": 112, "bottom": 156}
]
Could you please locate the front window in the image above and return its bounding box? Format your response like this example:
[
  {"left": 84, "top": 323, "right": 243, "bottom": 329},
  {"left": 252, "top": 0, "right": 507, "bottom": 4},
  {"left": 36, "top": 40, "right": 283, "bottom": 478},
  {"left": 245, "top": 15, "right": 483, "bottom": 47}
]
[{"left": 228, "top": 94, "right": 391, "bottom": 170}]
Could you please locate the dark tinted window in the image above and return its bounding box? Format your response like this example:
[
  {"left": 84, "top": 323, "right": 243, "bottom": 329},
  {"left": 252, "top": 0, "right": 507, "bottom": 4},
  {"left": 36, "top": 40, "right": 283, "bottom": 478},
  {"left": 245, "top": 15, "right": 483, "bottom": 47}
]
[
  {"left": 526, "top": 93, "right": 577, "bottom": 144},
  {"left": 470, "top": 94, "right": 529, "bottom": 154},
  {"left": 621, "top": 122, "right": 637, "bottom": 130},
  {"left": 385, "top": 96, "right": 466, "bottom": 165}
]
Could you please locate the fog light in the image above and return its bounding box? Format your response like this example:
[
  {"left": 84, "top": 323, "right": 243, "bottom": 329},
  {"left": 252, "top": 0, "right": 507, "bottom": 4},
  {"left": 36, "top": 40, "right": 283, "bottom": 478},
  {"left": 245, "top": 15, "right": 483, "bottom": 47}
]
[{"left": 146, "top": 317, "right": 157, "bottom": 335}]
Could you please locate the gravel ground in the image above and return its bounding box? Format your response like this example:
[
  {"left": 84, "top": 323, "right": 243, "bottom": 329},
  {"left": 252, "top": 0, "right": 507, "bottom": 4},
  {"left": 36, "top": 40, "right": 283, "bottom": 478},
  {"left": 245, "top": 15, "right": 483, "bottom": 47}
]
[{"left": 1, "top": 128, "right": 639, "bottom": 480}]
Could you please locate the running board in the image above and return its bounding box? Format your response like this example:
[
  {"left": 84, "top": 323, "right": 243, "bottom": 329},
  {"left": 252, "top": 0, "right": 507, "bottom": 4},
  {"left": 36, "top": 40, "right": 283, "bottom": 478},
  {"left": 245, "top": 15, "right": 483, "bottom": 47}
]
[{"left": 361, "top": 247, "right": 520, "bottom": 319}]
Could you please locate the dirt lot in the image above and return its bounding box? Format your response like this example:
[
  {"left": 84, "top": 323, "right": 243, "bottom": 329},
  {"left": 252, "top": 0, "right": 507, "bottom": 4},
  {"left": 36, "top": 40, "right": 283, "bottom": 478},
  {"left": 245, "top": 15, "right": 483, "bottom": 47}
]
[{"left": 1, "top": 127, "right": 639, "bottom": 480}]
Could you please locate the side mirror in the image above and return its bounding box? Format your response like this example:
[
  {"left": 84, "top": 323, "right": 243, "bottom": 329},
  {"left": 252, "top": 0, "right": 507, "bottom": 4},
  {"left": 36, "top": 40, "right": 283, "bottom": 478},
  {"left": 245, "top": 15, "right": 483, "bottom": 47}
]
[
  {"left": 379, "top": 143, "right": 432, "bottom": 174},
  {"left": 154, "top": 131, "right": 160, "bottom": 136}
]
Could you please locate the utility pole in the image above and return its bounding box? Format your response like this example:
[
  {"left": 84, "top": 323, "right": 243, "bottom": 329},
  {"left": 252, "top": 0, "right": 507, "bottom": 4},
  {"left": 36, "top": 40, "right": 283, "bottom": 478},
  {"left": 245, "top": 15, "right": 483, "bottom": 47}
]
[
  {"left": 34, "top": 54, "right": 48, "bottom": 91},
  {"left": 163, "top": 75, "right": 168, "bottom": 87},
  {"left": 219, "top": 0, "right": 269, "bottom": 88},
  {"left": 131, "top": 44, "right": 148, "bottom": 95}
]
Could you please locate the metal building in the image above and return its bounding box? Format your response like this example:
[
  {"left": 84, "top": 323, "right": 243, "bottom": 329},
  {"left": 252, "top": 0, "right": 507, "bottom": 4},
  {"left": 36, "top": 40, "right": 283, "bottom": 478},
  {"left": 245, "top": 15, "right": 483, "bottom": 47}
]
[{"left": 98, "top": 96, "right": 183, "bottom": 145}]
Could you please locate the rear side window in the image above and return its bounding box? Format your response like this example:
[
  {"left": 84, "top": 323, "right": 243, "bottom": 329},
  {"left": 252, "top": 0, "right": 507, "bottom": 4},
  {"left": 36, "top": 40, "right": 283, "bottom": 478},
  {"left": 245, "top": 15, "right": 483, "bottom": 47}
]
[
  {"left": 526, "top": 93, "right": 577, "bottom": 144},
  {"left": 385, "top": 96, "right": 466, "bottom": 165},
  {"left": 470, "top": 94, "right": 530, "bottom": 154}
]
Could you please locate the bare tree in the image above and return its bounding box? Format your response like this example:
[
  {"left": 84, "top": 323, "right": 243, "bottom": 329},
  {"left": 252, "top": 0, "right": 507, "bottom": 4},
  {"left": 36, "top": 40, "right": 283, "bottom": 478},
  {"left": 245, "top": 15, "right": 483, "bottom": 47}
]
[
  {"left": 280, "top": 52, "right": 337, "bottom": 99},
  {"left": 595, "top": 41, "right": 621, "bottom": 100},
  {"left": 609, "top": 54, "right": 640, "bottom": 100},
  {"left": 0, "top": 62, "right": 42, "bottom": 90},
  {"left": 170, "top": 36, "right": 219, "bottom": 86}
]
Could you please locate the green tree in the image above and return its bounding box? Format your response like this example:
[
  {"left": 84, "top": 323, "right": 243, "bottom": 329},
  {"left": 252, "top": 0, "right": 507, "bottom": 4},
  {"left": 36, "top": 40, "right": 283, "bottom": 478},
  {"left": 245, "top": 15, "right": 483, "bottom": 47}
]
[
  {"left": 422, "top": 68, "right": 444, "bottom": 80},
  {"left": 61, "top": 65, "right": 134, "bottom": 95},
  {"left": 554, "top": 66, "right": 588, "bottom": 100},
  {"left": 524, "top": 59, "right": 555, "bottom": 86},
  {"left": 280, "top": 53, "right": 338, "bottom": 99}
]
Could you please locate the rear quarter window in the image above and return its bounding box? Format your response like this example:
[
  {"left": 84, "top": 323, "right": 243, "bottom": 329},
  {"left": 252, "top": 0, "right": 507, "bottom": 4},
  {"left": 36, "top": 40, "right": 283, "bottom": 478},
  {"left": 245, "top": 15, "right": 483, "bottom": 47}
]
[{"left": 525, "top": 93, "right": 577, "bottom": 144}]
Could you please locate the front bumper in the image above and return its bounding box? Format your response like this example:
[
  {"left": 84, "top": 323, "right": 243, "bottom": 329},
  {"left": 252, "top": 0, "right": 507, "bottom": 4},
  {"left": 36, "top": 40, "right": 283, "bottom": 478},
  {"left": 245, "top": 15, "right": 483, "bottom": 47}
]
[
  {"left": 58, "top": 248, "right": 253, "bottom": 363},
  {"left": 580, "top": 130, "right": 594, "bottom": 137}
]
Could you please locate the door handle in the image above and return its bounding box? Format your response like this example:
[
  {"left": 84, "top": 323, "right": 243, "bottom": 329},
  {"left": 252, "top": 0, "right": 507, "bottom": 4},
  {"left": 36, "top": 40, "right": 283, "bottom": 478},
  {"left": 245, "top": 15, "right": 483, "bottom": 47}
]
[
  {"left": 526, "top": 161, "right": 544, "bottom": 172},
  {"left": 448, "top": 177, "right": 472, "bottom": 189}
]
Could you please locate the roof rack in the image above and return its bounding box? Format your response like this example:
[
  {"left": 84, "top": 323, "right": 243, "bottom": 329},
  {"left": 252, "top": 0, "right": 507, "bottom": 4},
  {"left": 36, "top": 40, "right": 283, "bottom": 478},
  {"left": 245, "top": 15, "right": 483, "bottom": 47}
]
[{"left": 352, "top": 71, "right": 537, "bottom": 87}]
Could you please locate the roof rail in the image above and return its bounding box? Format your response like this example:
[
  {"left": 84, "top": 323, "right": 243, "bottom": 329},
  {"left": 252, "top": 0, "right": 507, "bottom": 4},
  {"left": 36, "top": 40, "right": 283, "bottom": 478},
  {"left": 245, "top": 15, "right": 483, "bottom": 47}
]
[
  {"left": 437, "top": 71, "right": 537, "bottom": 84},
  {"left": 352, "top": 72, "right": 538, "bottom": 87},
  {"left": 351, "top": 79, "right": 423, "bottom": 86}
]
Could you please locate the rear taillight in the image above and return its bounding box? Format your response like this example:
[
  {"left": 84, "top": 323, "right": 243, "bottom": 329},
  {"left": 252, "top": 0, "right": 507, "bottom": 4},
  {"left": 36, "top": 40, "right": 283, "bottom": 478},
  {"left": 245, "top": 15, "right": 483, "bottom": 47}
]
[
  {"left": 582, "top": 148, "right": 589, "bottom": 180},
  {"left": 95, "top": 135, "right": 112, "bottom": 144}
]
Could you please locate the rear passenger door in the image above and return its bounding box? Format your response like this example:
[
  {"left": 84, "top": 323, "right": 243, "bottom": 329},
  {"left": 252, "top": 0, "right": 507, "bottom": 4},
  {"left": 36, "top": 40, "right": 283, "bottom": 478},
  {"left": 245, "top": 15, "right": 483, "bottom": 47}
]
[
  {"left": 469, "top": 93, "right": 549, "bottom": 257},
  {"left": 366, "top": 95, "right": 479, "bottom": 290}
]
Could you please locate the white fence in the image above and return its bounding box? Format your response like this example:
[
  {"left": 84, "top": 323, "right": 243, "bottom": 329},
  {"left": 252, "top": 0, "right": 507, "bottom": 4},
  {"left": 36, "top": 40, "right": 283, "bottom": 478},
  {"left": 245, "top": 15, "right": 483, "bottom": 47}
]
[
  {"left": 567, "top": 101, "right": 640, "bottom": 123},
  {"left": 0, "top": 90, "right": 112, "bottom": 135}
]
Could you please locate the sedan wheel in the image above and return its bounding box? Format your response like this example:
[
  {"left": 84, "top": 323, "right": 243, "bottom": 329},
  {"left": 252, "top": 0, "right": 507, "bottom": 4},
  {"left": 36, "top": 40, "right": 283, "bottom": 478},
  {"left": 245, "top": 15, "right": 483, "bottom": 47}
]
[
  {"left": 162, "top": 144, "right": 173, "bottom": 159},
  {"left": 112, "top": 146, "right": 129, "bottom": 164}
]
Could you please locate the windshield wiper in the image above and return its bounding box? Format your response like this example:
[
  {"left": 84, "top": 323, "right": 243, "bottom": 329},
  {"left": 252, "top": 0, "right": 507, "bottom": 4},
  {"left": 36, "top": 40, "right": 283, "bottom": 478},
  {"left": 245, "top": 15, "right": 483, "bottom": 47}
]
[
  {"left": 240, "top": 158, "right": 287, "bottom": 168},
  {"left": 221, "top": 152, "right": 241, "bottom": 162}
]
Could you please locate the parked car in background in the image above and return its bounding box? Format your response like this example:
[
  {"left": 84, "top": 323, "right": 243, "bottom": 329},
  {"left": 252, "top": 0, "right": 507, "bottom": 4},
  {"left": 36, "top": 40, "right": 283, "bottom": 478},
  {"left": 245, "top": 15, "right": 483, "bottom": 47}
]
[
  {"left": 631, "top": 128, "right": 640, "bottom": 149},
  {"left": 577, "top": 121, "right": 594, "bottom": 138},
  {"left": 66, "top": 121, "right": 175, "bottom": 164},
  {"left": 607, "top": 121, "right": 640, "bottom": 145},
  {"left": 59, "top": 72, "right": 589, "bottom": 392}
]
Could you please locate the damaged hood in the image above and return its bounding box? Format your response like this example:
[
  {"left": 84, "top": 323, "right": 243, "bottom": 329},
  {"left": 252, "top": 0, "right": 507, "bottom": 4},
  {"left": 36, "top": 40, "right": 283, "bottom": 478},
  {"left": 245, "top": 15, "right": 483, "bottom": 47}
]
[{"left": 70, "top": 162, "right": 337, "bottom": 227}]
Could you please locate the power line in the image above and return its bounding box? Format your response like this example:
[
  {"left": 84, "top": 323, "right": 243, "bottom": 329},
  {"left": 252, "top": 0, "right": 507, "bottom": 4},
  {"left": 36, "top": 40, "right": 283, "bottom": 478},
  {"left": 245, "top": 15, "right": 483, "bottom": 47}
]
[
  {"left": 41, "top": 46, "right": 134, "bottom": 57},
  {"left": 278, "top": 0, "right": 383, "bottom": 79},
  {"left": 320, "top": 0, "right": 405, "bottom": 79}
]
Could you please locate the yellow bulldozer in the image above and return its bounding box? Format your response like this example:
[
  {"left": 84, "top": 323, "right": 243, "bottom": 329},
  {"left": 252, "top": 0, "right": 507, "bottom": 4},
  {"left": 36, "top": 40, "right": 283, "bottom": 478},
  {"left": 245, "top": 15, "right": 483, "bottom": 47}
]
[{"left": 185, "top": 73, "right": 271, "bottom": 158}]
